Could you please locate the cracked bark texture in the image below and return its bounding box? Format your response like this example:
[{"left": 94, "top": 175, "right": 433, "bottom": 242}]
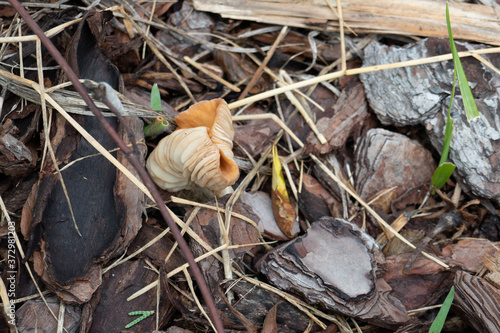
[
  {"left": 258, "top": 217, "right": 409, "bottom": 329},
  {"left": 354, "top": 128, "right": 436, "bottom": 200},
  {"left": 360, "top": 38, "right": 500, "bottom": 203}
]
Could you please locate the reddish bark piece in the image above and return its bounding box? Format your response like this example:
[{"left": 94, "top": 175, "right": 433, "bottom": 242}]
[
  {"left": 80, "top": 259, "right": 174, "bottom": 333},
  {"left": 391, "top": 184, "right": 433, "bottom": 216},
  {"left": 384, "top": 253, "right": 452, "bottom": 310},
  {"left": 454, "top": 270, "right": 500, "bottom": 332},
  {"left": 1, "top": 173, "right": 36, "bottom": 215},
  {"left": 360, "top": 38, "right": 500, "bottom": 203},
  {"left": 442, "top": 238, "right": 499, "bottom": 273},
  {"left": 233, "top": 114, "right": 281, "bottom": 159},
  {"left": 298, "top": 173, "right": 340, "bottom": 222},
  {"left": 354, "top": 128, "right": 436, "bottom": 201},
  {"left": 305, "top": 79, "right": 370, "bottom": 155},
  {"left": 239, "top": 191, "right": 298, "bottom": 241},
  {"left": 17, "top": 297, "right": 81, "bottom": 333},
  {"left": 259, "top": 217, "right": 409, "bottom": 329}
]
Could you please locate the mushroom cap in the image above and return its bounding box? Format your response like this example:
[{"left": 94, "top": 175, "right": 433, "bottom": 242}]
[{"left": 146, "top": 98, "right": 239, "bottom": 194}]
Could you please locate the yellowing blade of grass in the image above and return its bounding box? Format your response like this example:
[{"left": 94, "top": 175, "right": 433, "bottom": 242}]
[{"left": 271, "top": 145, "right": 296, "bottom": 238}]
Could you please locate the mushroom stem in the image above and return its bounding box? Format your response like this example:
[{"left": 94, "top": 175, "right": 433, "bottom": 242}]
[{"left": 215, "top": 186, "right": 234, "bottom": 198}]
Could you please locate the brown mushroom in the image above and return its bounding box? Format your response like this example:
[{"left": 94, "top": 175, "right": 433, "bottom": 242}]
[{"left": 146, "top": 98, "right": 239, "bottom": 197}]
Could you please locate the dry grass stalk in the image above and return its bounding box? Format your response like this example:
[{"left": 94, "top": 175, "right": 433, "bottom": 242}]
[
  {"left": 127, "top": 279, "right": 159, "bottom": 302},
  {"left": 0, "top": 18, "right": 81, "bottom": 43},
  {"left": 57, "top": 301, "right": 65, "bottom": 333},
  {"left": 192, "top": 0, "right": 500, "bottom": 46},
  {"left": 238, "top": 25, "right": 289, "bottom": 100},
  {"left": 170, "top": 197, "right": 260, "bottom": 230},
  {"left": 164, "top": 207, "right": 200, "bottom": 264},
  {"left": 229, "top": 45, "right": 500, "bottom": 109},
  {"left": 103, "top": 227, "right": 170, "bottom": 274},
  {"left": 0, "top": 69, "right": 161, "bottom": 117}
]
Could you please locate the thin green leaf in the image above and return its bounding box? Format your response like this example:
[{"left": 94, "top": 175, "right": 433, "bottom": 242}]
[
  {"left": 446, "top": 4, "right": 479, "bottom": 121},
  {"left": 439, "top": 116, "right": 454, "bottom": 166},
  {"left": 439, "top": 72, "right": 456, "bottom": 166},
  {"left": 150, "top": 83, "right": 161, "bottom": 111},
  {"left": 429, "top": 286, "right": 455, "bottom": 333},
  {"left": 432, "top": 162, "right": 456, "bottom": 189}
]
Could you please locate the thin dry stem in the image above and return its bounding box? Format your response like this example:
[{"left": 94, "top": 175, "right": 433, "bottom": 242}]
[
  {"left": 163, "top": 207, "right": 198, "bottom": 264},
  {"left": 279, "top": 71, "right": 326, "bottom": 144},
  {"left": 56, "top": 301, "right": 65, "bottom": 333},
  {"left": 238, "top": 25, "right": 288, "bottom": 100},
  {"left": 0, "top": 18, "right": 82, "bottom": 43},
  {"left": 336, "top": 0, "right": 346, "bottom": 73},
  {"left": 230, "top": 46, "right": 500, "bottom": 109}
]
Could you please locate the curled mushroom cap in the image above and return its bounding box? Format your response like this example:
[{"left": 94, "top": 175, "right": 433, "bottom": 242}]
[{"left": 146, "top": 98, "right": 239, "bottom": 196}]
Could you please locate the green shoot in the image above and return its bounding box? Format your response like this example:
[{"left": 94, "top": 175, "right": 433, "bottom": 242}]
[
  {"left": 431, "top": 3, "right": 481, "bottom": 189},
  {"left": 429, "top": 286, "right": 455, "bottom": 333},
  {"left": 446, "top": 4, "right": 479, "bottom": 122},
  {"left": 431, "top": 71, "right": 456, "bottom": 189},
  {"left": 144, "top": 83, "right": 169, "bottom": 139},
  {"left": 150, "top": 83, "right": 161, "bottom": 111}
]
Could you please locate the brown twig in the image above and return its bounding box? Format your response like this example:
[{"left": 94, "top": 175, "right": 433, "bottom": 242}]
[{"left": 6, "top": 1, "right": 225, "bottom": 332}]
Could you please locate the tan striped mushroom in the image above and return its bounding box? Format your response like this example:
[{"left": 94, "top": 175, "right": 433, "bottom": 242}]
[{"left": 146, "top": 98, "right": 239, "bottom": 197}]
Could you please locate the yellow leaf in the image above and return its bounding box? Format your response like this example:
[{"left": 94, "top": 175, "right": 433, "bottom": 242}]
[{"left": 271, "top": 145, "right": 296, "bottom": 238}]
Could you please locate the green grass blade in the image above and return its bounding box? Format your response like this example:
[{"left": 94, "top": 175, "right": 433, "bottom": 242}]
[
  {"left": 439, "top": 116, "right": 454, "bottom": 166},
  {"left": 439, "top": 72, "right": 456, "bottom": 166},
  {"left": 432, "top": 162, "right": 456, "bottom": 189},
  {"left": 429, "top": 286, "right": 455, "bottom": 333},
  {"left": 446, "top": 4, "right": 479, "bottom": 121},
  {"left": 150, "top": 83, "right": 161, "bottom": 111}
]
